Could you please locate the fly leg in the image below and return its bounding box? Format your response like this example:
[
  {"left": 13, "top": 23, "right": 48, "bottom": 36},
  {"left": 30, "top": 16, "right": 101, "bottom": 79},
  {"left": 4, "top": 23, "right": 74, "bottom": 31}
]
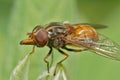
[
  {"left": 54, "top": 49, "right": 69, "bottom": 75},
  {"left": 50, "top": 50, "right": 54, "bottom": 67},
  {"left": 62, "top": 46, "right": 87, "bottom": 52},
  {"left": 30, "top": 45, "right": 35, "bottom": 54},
  {"left": 44, "top": 47, "right": 52, "bottom": 73}
]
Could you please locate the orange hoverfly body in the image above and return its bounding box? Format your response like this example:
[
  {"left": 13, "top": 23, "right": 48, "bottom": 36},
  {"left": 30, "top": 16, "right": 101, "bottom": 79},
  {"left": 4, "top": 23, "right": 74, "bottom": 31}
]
[{"left": 20, "top": 22, "right": 120, "bottom": 74}]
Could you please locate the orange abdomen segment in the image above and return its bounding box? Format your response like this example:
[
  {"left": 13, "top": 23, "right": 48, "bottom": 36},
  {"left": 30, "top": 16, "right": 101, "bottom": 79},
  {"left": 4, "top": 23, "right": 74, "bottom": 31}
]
[{"left": 71, "top": 24, "right": 99, "bottom": 42}]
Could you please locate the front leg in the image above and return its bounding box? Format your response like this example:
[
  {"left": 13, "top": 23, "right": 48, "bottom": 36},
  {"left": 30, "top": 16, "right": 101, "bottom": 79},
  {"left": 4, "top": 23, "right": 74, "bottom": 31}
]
[{"left": 44, "top": 47, "right": 52, "bottom": 73}]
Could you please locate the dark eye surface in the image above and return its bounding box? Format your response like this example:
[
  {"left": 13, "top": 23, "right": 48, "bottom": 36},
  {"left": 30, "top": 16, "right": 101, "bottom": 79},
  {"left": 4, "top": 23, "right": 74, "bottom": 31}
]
[{"left": 34, "top": 29, "right": 48, "bottom": 47}]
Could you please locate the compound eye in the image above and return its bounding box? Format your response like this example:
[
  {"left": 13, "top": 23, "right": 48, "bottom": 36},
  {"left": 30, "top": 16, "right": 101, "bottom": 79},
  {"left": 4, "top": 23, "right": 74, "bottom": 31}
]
[{"left": 34, "top": 29, "right": 48, "bottom": 47}]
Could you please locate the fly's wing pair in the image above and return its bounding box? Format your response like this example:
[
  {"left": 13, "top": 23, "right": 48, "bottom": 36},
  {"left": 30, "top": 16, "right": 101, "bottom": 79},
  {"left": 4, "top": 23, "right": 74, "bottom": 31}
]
[
  {"left": 65, "top": 23, "right": 120, "bottom": 61},
  {"left": 88, "top": 34, "right": 120, "bottom": 61}
]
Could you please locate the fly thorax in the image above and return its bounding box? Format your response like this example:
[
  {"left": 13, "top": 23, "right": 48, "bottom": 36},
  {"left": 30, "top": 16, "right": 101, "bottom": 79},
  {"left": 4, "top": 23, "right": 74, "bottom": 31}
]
[{"left": 48, "top": 35, "right": 65, "bottom": 48}]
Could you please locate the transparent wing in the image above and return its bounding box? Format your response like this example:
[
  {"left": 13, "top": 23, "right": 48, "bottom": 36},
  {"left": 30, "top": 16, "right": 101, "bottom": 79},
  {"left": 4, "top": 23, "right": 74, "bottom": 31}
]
[
  {"left": 79, "top": 23, "right": 107, "bottom": 29},
  {"left": 65, "top": 34, "right": 120, "bottom": 61}
]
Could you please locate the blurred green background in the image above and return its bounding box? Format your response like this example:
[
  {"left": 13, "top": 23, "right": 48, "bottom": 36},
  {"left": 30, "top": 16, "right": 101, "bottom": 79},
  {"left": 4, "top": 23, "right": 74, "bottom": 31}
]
[{"left": 1, "top": 0, "right": 120, "bottom": 80}]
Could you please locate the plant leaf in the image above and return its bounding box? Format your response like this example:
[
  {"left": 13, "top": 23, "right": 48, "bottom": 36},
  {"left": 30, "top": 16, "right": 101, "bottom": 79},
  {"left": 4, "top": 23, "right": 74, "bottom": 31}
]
[
  {"left": 37, "top": 64, "right": 68, "bottom": 80},
  {"left": 10, "top": 53, "right": 31, "bottom": 80}
]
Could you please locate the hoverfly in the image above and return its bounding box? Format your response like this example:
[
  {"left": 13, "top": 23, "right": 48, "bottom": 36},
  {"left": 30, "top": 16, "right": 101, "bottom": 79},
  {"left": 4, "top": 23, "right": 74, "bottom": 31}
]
[{"left": 20, "top": 22, "right": 120, "bottom": 75}]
